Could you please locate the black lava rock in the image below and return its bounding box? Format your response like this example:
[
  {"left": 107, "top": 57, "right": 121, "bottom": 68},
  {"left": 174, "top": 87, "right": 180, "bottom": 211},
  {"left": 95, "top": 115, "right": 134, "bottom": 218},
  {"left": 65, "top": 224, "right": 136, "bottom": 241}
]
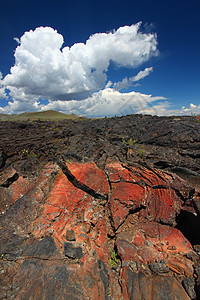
[{"left": 64, "top": 242, "right": 83, "bottom": 259}]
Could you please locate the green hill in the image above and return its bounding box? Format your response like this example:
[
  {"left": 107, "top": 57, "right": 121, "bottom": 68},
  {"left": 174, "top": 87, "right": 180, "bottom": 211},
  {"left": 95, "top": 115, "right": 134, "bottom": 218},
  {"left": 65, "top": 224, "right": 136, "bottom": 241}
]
[{"left": 0, "top": 110, "right": 85, "bottom": 121}]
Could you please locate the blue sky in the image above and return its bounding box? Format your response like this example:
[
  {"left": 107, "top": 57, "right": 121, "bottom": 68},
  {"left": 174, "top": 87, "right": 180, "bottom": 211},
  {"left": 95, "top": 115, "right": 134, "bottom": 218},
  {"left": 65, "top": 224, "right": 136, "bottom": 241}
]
[{"left": 0, "top": 0, "right": 200, "bottom": 117}]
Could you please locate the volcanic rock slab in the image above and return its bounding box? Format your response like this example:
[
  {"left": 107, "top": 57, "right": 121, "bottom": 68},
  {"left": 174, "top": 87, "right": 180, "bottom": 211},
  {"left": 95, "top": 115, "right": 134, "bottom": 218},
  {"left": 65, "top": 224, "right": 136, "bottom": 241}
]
[{"left": 0, "top": 159, "right": 200, "bottom": 299}]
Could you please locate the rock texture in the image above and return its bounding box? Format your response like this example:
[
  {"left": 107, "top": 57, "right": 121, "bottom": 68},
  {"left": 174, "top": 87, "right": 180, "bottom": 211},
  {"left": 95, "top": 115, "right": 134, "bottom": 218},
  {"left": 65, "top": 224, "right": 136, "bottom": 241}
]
[
  {"left": 0, "top": 158, "right": 199, "bottom": 299},
  {"left": 0, "top": 115, "right": 200, "bottom": 176},
  {"left": 0, "top": 115, "right": 200, "bottom": 299}
]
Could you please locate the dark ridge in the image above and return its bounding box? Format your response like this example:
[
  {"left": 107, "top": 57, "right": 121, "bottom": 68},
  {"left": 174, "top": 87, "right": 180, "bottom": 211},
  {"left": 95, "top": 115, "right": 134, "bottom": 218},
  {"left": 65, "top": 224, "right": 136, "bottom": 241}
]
[
  {"left": 1, "top": 173, "right": 19, "bottom": 188},
  {"left": 152, "top": 185, "right": 168, "bottom": 189},
  {"left": 154, "top": 161, "right": 171, "bottom": 169},
  {"left": 56, "top": 158, "right": 107, "bottom": 200}
]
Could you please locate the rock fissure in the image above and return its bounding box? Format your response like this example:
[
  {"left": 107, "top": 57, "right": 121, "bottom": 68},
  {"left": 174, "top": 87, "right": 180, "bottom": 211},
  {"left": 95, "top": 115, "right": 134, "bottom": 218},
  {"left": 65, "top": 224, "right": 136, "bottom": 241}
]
[
  {"left": 56, "top": 158, "right": 108, "bottom": 200},
  {"left": 189, "top": 188, "right": 196, "bottom": 200},
  {"left": 0, "top": 172, "right": 19, "bottom": 188},
  {"left": 172, "top": 187, "right": 191, "bottom": 203},
  {"left": 152, "top": 184, "right": 168, "bottom": 189},
  {"left": 104, "top": 171, "right": 116, "bottom": 233},
  {"left": 111, "top": 179, "right": 146, "bottom": 189},
  {"left": 104, "top": 170, "right": 124, "bottom": 285},
  {"left": 115, "top": 205, "right": 147, "bottom": 232}
]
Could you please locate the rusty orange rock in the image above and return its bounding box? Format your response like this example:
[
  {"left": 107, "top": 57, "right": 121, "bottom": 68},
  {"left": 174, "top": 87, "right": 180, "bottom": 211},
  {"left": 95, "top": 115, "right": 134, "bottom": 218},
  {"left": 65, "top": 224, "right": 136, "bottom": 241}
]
[{"left": 0, "top": 160, "right": 199, "bottom": 299}]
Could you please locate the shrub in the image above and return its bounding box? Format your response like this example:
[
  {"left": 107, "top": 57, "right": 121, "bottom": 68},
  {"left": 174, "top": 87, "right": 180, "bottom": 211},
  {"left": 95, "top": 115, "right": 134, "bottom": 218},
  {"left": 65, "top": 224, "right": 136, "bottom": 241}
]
[{"left": 109, "top": 249, "right": 118, "bottom": 268}]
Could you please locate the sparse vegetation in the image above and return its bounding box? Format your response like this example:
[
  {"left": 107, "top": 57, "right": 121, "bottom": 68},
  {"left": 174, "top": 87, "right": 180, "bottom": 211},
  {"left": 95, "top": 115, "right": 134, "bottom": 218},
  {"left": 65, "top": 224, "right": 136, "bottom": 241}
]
[
  {"left": 21, "top": 149, "right": 40, "bottom": 159},
  {"left": 122, "top": 137, "right": 146, "bottom": 158},
  {"left": 138, "top": 145, "right": 145, "bottom": 158},
  {"left": 109, "top": 249, "right": 118, "bottom": 268},
  {"left": 21, "top": 149, "right": 29, "bottom": 157},
  {"left": 122, "top": 137, "right": 137, "bottom": 146}
]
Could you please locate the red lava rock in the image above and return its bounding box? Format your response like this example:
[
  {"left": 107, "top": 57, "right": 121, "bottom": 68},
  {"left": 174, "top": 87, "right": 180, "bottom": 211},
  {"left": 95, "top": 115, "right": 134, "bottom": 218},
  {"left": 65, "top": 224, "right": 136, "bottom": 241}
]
[
  {"left": 0, "top": 166, "right": 35, "bottom": 214},
  {"left": 0, "top": 160, "right": 199, "bottom": 299},
  {"left": 106, "top": 162, "right": 185, "bottom": 228},
  {"left": 116, "top": 220, "right": 194, "bottom": 275},
  {"left": 121, "top": 267, "right": 191, "bottom": 300}
]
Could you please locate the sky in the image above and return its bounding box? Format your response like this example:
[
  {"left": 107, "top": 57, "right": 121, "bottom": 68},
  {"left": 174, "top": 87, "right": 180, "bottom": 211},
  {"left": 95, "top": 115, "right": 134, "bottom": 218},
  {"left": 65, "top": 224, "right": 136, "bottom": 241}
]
[{"left": 0, "top": 0, "right": 200, "bottom": 117}]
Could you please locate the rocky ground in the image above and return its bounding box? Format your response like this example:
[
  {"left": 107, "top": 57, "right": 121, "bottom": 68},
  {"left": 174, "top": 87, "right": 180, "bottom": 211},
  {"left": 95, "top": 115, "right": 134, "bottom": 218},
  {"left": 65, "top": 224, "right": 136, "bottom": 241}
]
[{"left": 0, "top": 114, "right": 200, "bottom": 299}]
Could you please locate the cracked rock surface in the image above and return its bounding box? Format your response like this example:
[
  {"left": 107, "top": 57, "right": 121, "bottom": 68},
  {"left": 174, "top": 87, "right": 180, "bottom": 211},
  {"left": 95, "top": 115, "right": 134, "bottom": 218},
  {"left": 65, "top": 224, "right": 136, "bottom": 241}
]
[
  {"left": 0, "top": 159, "right": 199, "bottom": 299},
  {"left": 0, "top": 115, "right": 200, "bottom": 299}
]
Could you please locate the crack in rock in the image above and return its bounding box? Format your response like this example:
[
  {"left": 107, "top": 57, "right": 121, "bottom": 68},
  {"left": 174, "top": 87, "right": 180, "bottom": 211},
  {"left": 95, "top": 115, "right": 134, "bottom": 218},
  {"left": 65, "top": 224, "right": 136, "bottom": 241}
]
[
  {"left": 1, "top": 172, "right": 19, "bottom": 188},
  {"left": 56, "top": 158, "right": 108, "bottom": 200}
]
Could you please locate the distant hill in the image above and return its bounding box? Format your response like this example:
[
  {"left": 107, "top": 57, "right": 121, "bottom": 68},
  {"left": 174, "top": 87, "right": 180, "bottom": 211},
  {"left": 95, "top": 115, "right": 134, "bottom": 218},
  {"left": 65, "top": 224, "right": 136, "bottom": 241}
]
[
  {"left": 0, "top": 110, "right": 85, "bottom": 121},
  {"left": 0, "top": 113, "right": 10, "bottom": 118}
]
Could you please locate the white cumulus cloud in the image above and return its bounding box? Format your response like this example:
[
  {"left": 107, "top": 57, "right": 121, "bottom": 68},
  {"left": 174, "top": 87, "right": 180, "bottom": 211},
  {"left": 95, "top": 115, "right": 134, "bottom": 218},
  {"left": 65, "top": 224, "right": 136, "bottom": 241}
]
[
  {"left": 132, "top": 67, "right": 153, "bottom": 82},
  {"left": 181, "top": 103, "right": 200, "bottom": 114},
  {"left": 113, "top": 67, "right": 153, "bottom": 91},
  {"left": 2, "top": 24, "right": 158, "bottom": 103},
  {"left": 138, "top": 102, "right": 200, "bottom": 116},
  {"left": 0, "top": 71, "right": 8, "bottom": 100},
  {"left": 37, "top": 88, "right": 166, "bottom": 117}
]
